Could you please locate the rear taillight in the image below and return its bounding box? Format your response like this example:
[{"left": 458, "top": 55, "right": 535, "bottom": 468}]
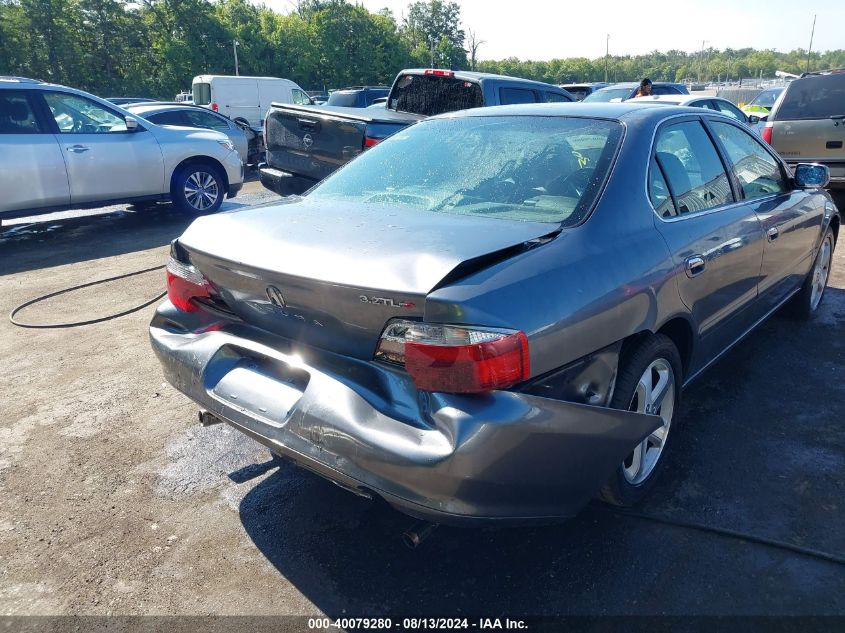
[
  {"left": 166, "top": 257, "right": 211, "bottom": 312},
  {"left": 762, "top": 122, "right": 773, "bottom": 144},
  {"left": 211, "top": 102, "right": 218, "bottom": 112},
  {"left": 364, "top": 136, "right": 380, "bottom": 148},
  {"left": 375, "top": 320, "right": 530, "bottom": 393}
]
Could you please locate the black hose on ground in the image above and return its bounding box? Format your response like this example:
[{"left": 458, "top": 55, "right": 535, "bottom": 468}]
[
  {"left": 597, "top": 505, "right": 845, "bottom": 566},
  {"left": 8, "top": 264, "right": 166, "bottom": 329}
]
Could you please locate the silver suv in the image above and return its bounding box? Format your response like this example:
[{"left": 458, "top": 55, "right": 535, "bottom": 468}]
[
  {"left": 764, "top": 70, "right": 845, "bottom": 189},
  {"left": 0, "top": 77, "right": 244, "bottom": 222}
]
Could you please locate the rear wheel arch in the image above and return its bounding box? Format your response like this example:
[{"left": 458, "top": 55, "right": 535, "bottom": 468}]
[{"left": 655, "top": 317, "right": 694, "bottom": 377}]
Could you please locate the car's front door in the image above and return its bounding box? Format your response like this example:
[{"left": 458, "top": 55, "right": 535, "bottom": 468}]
[
  {"left": 0, "top": 89, "right": 69, "bottom": 216},
  {"left": 649, "top": 118, "right": 765, "bottom": 365},
  {"left": 708, "top": 118, "right": 825, "bottom": 313},
  {"left": 38, "top": 90, "right": 164, "bottom": 204}
]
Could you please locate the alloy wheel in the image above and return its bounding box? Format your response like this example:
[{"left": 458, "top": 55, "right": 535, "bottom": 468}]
[
  {"left": 184, "top": 171, "right": 220, "bottom": 211},
  {"left": 622, "top": 358, "right": 676, "bottom": 485},
  {"left": 810, "top": 234, "right": 833, "bottom": 311}
]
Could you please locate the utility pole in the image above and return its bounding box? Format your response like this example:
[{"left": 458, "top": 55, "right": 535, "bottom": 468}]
[
  {"left": 697, "top": 40, "right": 707, "bottom": 83},
  {"left": 806, "top": 14, "right": 816, "bottom": 73},
  {"left": 605, "top": 34, "right": 610, "bottom": 83},
  {"left": 233, "top": 40, "right": 240, "bottom": 76}
]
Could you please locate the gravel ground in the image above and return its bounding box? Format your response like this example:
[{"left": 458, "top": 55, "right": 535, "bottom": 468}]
[{"left": 0, "top": 189, "right": 843, "bottom": 617}]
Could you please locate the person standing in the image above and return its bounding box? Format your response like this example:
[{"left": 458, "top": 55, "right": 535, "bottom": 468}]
[{"left": 634, "top": 78, "right": 653, "bottom": 97}]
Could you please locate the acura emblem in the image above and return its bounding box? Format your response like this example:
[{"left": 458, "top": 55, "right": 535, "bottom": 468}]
[
  {"left": 302, "top": 133, "right": 313, "bottom": 149},
  {"left": 266, "top": 286, "right": 286, "bottom": 308}
]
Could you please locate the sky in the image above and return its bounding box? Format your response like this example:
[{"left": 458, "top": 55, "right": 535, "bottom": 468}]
[{"left": 258, "top": 0, "right": 843, "bottom": 60}]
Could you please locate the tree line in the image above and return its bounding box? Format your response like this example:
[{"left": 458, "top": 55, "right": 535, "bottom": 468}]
[{"left": 1, "top": 0, "right": 843, "bottom": 100}]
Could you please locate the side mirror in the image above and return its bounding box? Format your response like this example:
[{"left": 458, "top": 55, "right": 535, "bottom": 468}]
[
  {"left": 747, "top": 115, "right": 760, "bottom": 124},
  {"left": 125, "top": 115, "right": 140, "bottom": 132},
  {"left": 794, "top": 163, "right": 830, "bottom": 189}
]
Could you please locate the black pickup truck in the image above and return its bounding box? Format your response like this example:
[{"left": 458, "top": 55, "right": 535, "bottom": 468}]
[{"left": 259, "top": 68, "right": 574, "bottom": 196}]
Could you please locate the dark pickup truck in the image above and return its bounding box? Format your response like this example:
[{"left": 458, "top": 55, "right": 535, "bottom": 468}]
[{"left": 259, "top": 68, "right": 574, "bottom": 196}]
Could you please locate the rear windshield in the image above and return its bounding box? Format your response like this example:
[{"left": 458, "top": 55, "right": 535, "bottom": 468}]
[
  {"left": 389, "top": 74, "right": 483, "bottom": 116},
  {"left": 309, "top": 115, "right": 623, "bottom": 226},
  {"left": 583, "top": 87, "right": 633, "bottom": 103},
  {"left": 748, "top": 87, "right": 783, "bottom": 108},
  {"left": 775, "top": 74, "right": 845, "bottom": 120},
  {"left": 327, "top": 92, "right": 361, "bottom": 107},
  {"left": 192, "top": 83, "right": 211, "bottom": 106}
]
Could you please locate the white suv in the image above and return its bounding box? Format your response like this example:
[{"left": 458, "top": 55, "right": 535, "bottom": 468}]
[{"left": 0, "top": 77, "right": 244, "bottom": 222}]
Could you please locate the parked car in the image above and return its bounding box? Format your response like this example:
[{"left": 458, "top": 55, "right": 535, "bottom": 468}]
[
  {"left": 191, "top": 75, "right": 312, "bottom": 127},
  {"left": 125, "top": 102, "right": 258, "bottom": 166},
  {"left": 151, "top": 102, "right": 839, "bottom": 526},
  {"left": 260, "top": 68, "right": 575, "bottom": 196},
  {"left": 627, "top": 94, "right": 762, "bottom": 131},
  {"left": 739, "top": 86, "right": 785, "bottom": 118},
  {"left": 560, "top": 82, "right": 609, "bottom": 101},
  {"left": 583, "top": 82, "right": 689, "bottom": 102},
  {"left": 106, "top": 97, "right": 157, "bottom": 106},
  {"left": 174, "top": 92, "right": 193, "bottom": 104},
  {"left": 326, "top": 86, "right": 390, "bottom": 108},
  {"left": 0, "top": 77, "right": 243, "bottom": 221},
  {"left": 763, "top": 69, "right": 845, "bottom": 190}
]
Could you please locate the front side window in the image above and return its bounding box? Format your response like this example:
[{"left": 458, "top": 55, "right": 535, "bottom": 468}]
[
  {"left": 309, "top": 115, "right": 623, "bottom": 226},
  {"left": 43, "top": 92, "right": 127, "bottom": 133},
  {"left": 654, "top": 120, "right": 733, "bottom": 217},
  {"left": 0, "top": 91, "right": 43, "bottom": 134},
  {"left": 544, "top": 91, "right": 571, "bottom": 103},
  {"left": 711, "top": 121, "right": 787, "bottom": 200},
  {"left": 292, "top": 89, "right": 312, "bottom": 105},
  {"left": 184, "top": 109, "right": 230, "bottom": 131}
]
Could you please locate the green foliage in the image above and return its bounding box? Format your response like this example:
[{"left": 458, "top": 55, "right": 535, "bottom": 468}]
[{"left": 1, "top": 0, "right": 843, "bottom": 99}]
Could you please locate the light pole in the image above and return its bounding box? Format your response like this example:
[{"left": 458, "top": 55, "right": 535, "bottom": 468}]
[
  {"left": 697, "top": 40, "right": 707, "bottom": 83},
  {"left": 806, "top": 14, "right": 816, "bottom": 73},
  {"left": 605, "top": 34, "right": 610, "bottom": 83},
  {"left": 233, "top": 40, "right": 240, "bottom": 76}
]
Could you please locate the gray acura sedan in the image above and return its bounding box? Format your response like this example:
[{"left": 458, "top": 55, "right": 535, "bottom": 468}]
[{"left": 151, "top": 103, "right": 839, "bottom": 525}]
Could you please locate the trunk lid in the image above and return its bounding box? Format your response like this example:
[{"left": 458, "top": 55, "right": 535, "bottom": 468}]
[{"left": 178, "top": 197, "right": 558, "bottom": 359}]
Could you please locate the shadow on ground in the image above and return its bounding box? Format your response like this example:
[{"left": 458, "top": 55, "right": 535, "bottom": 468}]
[{"left": 236, "top": 289, "right": 845, "bottom": 616}]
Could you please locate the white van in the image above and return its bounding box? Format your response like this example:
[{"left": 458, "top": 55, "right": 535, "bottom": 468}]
[{"left": 191, "top": 75, "right": 312, "bottom": 127}]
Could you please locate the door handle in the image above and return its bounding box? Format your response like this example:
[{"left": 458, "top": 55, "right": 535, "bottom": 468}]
[
  {"left": 767, "top": 226, "right": 780, "bottom": 241},
  {"left": 66, "top": 145, "right": 89, "bottom": 153},
  {"left": 685, "top": 256, "right": 706, "bottom": 278}
]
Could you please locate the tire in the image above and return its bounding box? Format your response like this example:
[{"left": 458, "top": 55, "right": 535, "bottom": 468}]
[
  {"left": 599, "top": 334, "right": 683, "bottom": 507},
  {"left": 171, "top": 163, "right": 225, "bottom": 214},
  {"left": 788, "top": 228, "right": 835, "bottom": 320}
]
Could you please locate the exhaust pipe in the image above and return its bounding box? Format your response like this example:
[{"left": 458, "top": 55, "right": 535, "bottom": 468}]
[
  {"left": 198, "top": 410, "right": 224, "bottom": 427},
  {"left": 402, "top": 521, "right": 439, "bottom": 549}
]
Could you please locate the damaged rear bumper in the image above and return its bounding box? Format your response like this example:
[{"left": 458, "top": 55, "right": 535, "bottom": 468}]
[{"left": 150, "top": 303, "right": 661, "bottom": 526}]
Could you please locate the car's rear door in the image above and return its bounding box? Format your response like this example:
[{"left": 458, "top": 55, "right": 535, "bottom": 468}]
[
  {"left": 649, "top": 117, "right": 765, "bottom": 363},
  {"left": 0, "top": 88, "right": 69, "bottom": 216},
  {"left": 707, "top": 118, "right": 824, "bottom": 313},
  {"left": 38, "top": 90, "right": 164, "bottom": 203}
]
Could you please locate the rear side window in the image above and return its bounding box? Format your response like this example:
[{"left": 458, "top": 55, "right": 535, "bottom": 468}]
[
  {"left": 775, "top": 74, "right": 845, "bottom": 120},
  {"left": 654, "top": 121, "right": 733, "bottom": 217},
  {"left": 390, "top": 75, "right": 483, "bottom": 116},
  {"left": 192, "top": 83, "right": 211, "bottom": 106},
  {"left": 148, "top": 110, "right": 188, "bottom": 126},
  {"left": 649, "top": 157, "right": 677, "bottom": 218},
  {"left": 0, "top": 91, "right": 43, "bottom": 133},
  {"left": 714, "top": 100, "right": 746, "bottom": 122},
  {"left": 711, "top": 121, "right": 787, "bottom": 200},
  {"left": 499, "top": 88, "right": 538, "bottom": 105}
]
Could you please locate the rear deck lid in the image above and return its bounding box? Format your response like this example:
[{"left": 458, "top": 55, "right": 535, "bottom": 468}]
[{"left": 178, "top": 198, "right": 557, "bottom": 359}]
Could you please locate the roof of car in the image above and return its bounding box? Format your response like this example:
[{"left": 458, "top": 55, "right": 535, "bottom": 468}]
[
  {"left": 125, "top": 103, "right": 214, "bottom": 114},
  {"left": 400, "top": 69, "right": 569, "bottom": 90},
  {"left": 625, "top": 95, "right": 732, "bottom": 106},
  {"left": 433, "top": 101, "right": 697, "bottom": 121}
]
